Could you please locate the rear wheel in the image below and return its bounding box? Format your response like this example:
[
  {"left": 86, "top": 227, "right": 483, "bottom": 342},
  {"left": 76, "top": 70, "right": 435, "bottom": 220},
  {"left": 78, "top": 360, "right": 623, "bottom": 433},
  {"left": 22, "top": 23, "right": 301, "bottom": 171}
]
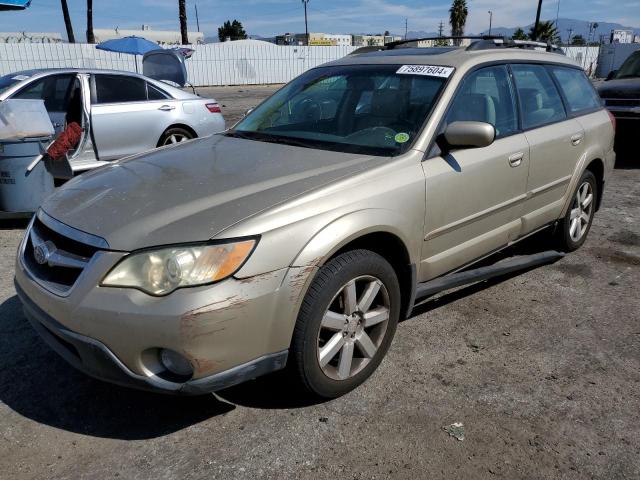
[
  {"left": 555, "top": 170, "right": 597, "bottom": 251},
  {"left": 159, "top": 127, "right": 194, "bottom": 146},
  {"left": 290, "top": 249, "right": 400, "bottom": 398}
]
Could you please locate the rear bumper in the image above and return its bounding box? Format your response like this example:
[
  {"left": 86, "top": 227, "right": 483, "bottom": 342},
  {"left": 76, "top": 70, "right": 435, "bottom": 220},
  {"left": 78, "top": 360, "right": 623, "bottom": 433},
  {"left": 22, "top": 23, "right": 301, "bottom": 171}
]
[{"left": 16, "top": 280, "right": 287, "bottom": 395}]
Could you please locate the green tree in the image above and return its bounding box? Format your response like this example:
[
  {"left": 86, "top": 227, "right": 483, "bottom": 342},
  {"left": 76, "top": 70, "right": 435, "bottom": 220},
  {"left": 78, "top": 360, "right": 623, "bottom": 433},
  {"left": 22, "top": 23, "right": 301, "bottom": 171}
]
[
  {"left": 179, "top": 0, "right": 189, "bottom": 44},
  {"left": 512, "top": 27, "right": 528, "bottom": 40},
  {"left": 86, "top": 0, "right": 95, "bottom": 43},
  {"left": 449, "top": 0, "right": 468, "bottom": 45},
  {"left": 571, "top": 34, "right": 586, "bottom": 45},
  {"left": 218, "top": 20, "right": 247, "bottom": 42},
  {"left": 60, "top": 0, "right": 75, "bottom": 43},
  {"left": 529, "top": 20, "right": 559, "bottom": 43}
]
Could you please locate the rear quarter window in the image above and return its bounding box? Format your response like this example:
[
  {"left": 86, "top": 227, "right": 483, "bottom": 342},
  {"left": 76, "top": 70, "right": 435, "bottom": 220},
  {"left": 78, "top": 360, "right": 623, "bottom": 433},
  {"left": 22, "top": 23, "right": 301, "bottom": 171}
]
[{"left": 549, "top": 66, "right": 601, "bottom": 114}]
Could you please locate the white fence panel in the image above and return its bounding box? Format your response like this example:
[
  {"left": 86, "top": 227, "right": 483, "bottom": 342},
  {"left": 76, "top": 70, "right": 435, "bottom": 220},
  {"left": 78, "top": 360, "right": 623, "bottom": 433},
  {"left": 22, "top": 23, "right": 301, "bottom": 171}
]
[
  {"left": 0, "top": 40, "right": 358, "bottom": 86},
  {"left": 0, "top": 41, "right": 605, "bottom": 85}
]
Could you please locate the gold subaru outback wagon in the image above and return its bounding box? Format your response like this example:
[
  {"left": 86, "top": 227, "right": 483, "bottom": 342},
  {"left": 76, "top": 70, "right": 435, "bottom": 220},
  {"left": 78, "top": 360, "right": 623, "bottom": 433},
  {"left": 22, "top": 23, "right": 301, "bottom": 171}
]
[{"left": 15, "top": 39, "right": 615, "bottom": 398}]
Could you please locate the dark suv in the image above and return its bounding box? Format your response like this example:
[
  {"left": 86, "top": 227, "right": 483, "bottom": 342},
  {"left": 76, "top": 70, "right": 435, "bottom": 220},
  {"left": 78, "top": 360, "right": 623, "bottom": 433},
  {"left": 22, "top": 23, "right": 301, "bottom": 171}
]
[{"left": 597, "top": 50, "right": 640, "bottom": 153}]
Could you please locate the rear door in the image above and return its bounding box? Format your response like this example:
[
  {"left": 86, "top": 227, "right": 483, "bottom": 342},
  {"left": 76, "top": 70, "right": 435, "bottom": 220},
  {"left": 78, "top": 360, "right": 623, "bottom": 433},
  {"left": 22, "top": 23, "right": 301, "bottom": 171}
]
[
  {"left": 90, "top": 73, "right": 174, "bottom": 160},
  {"left": 421, "top": 65, "right": 530, "bottom": 280},
  {"left": 511, "top": 63, "right": 586, "bottom": 233}
]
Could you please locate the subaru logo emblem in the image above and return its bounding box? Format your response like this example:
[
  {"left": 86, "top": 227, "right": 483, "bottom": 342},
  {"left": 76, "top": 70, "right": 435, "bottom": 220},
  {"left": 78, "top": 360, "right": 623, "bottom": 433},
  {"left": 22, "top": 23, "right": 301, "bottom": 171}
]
[{"left": 33, "top": 242, "right": 53, "bottom": 265}]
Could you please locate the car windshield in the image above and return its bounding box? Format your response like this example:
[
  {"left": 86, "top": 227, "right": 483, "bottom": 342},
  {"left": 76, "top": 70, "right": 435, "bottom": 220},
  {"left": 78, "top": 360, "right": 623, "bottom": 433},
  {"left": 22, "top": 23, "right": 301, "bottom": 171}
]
[
  {"left": 615, "top": 52, "right": 640, "bottom": 79},
  {"left": 229, "top": 64, "right": 450, "bottom": 156},
  {"left": 0, "top": 73, "right": 31, "bottom": 94}
]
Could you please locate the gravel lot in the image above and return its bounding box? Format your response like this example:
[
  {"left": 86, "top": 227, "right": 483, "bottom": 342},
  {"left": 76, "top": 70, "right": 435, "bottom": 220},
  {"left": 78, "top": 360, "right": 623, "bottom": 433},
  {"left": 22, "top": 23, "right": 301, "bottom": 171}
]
[{"left": 1, "top": 86, "right": 638, "bottom": 480}]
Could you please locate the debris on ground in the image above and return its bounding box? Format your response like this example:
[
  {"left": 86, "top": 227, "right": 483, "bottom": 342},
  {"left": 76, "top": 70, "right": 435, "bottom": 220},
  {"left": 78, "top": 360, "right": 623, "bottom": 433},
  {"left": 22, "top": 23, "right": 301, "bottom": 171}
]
[{"left": 443, "top": 422, "right": 465, "bottom": 441}]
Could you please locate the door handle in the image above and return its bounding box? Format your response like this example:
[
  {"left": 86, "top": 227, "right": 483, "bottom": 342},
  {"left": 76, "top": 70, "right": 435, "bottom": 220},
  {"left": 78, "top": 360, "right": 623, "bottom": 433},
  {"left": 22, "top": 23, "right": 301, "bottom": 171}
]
[
  {"left": 570, "top": 133, "right": 583, "bottom": 146},
  {"left": 508, "top": 152, "right": 524, "bottom": 167},
  {"left": 158, "top": 105, "right": 176, "bottom": 111}
]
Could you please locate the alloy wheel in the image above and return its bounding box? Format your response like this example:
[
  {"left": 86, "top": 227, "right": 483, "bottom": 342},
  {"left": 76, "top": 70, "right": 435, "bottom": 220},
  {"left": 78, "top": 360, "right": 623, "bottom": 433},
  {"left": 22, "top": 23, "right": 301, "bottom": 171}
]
[
  {"left": 163, "top": 133, "right": 189, "bottom": 145},
  {"left": 316, "top": 275, "right": 390, "bottom": 381},
  {"left": 569, "top": 181, "right": 594, "bottom": 242}
]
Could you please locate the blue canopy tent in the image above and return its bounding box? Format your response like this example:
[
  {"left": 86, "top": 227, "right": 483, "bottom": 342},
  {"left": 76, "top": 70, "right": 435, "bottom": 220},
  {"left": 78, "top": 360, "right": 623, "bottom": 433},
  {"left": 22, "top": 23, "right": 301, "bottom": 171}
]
[
  {"left": 0, "top": 0, "right": 31, "bottom": 10},
  {"left": 96, "top": 36, "right": 161, "bottom": 72}
]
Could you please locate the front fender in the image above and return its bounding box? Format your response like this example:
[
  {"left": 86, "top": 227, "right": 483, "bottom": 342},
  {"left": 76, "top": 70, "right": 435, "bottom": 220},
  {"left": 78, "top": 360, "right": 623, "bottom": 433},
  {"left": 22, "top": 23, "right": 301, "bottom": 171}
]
[{"left": 290, "top": 208, "right": 421, "bottom": 267}]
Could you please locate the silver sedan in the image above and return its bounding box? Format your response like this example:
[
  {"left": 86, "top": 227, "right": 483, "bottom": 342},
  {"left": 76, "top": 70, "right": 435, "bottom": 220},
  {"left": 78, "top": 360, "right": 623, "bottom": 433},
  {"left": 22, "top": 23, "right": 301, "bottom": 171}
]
[{"left": 0, "top": 65, "right": 225, "bottom": 172}]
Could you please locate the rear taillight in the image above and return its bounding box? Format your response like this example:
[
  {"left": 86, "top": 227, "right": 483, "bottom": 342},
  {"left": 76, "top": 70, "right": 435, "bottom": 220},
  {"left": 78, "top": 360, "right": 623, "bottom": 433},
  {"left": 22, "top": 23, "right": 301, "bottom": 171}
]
[
  {"left": 205, "top": 102, "right": 221, "bottom": 113},
  {"left": 607, "top": 110, "right": 616, "bottom": 134}
]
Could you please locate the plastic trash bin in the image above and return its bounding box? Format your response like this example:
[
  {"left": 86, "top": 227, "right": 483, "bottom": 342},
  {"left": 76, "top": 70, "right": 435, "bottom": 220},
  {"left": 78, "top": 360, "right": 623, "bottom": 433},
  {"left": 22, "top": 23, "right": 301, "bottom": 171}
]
[{"left": 0, "top": 137, "right": 55, "bottom": 214}]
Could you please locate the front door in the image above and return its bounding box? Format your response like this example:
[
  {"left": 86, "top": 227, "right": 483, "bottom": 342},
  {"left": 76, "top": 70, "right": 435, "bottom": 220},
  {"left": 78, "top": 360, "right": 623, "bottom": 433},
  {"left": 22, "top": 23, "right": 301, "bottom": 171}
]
[{"left": 420, "top": 65, "right": 529, "bottom": 281}]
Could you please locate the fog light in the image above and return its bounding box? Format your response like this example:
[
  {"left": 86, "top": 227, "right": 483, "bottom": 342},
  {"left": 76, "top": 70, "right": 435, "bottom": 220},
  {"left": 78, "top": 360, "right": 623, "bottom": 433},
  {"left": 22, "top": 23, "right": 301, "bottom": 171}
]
[{"left": 159, "top": 349, "right": 193, "bottom": 378}]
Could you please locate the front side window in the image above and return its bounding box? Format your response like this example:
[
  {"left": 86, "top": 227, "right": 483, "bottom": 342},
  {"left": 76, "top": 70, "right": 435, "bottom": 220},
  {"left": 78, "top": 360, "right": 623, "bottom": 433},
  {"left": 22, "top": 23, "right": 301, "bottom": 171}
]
[
  {"left": 230, "top": 64, "right": 449, "bottom": 156},
  {"left": 614, "top": 51, "right": 640, "bottom": 79},
  {"left": 511, "top": 64, "right": 566, "bottom": 129},
  {"left": 94, "top": 74, "right": 147, "bottom": 104},
  {"left": 550, "top": 66, "right": 601, "bottom": 114},
  {"left": 445, "top": 65, "right": 518, "bottom": 138}
]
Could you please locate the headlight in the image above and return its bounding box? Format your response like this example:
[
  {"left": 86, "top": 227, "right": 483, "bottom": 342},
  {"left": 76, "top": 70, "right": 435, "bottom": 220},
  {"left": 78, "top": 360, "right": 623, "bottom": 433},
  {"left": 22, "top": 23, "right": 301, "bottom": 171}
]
[{"left": 101, "top": 239, "right": 256, "bottom": 296}]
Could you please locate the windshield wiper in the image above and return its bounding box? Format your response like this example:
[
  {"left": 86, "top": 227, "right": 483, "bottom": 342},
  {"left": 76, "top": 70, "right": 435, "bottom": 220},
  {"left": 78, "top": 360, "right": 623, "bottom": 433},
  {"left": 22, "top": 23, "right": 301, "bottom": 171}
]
[{"left": 226, "top": 130, "right": 312, "bottom": 148}]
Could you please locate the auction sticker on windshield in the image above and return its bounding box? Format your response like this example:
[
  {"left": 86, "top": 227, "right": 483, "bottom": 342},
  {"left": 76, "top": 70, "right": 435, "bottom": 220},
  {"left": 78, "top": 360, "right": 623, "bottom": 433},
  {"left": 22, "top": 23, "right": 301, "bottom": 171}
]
[{"left": 396, "top": 65, "right": 454, "bottom": 77}]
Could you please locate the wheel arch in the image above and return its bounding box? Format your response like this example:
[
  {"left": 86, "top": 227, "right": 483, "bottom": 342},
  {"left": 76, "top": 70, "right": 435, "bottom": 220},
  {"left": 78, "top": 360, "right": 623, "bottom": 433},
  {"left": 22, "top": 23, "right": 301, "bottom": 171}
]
[
  {"left": 584, "top": 158, "right": 605, "bottom": 211},
  {"left": 157, "top": 123, "right": 198, "bottom": 147}
]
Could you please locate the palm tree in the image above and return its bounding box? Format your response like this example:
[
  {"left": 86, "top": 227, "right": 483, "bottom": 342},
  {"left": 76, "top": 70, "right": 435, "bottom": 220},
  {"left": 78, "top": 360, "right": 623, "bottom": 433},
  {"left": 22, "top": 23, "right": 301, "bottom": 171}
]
[
  {"left": 60, "top": 0, "right": 75, "bottom": 43},
  {"left": 449, "top": 0, "right": 468, "bottom": 46},
  {"left": 512, "top": 27, "right": 528, "bottom": 40},
  {"left": 179, "top": 0, "right": 189, "bottom": 44},
  {"left": 86, "top": 0, "right": 95, "bottom": 43},
  {"left": 529, "top": 20, "right": 559, "bottom": 43}
]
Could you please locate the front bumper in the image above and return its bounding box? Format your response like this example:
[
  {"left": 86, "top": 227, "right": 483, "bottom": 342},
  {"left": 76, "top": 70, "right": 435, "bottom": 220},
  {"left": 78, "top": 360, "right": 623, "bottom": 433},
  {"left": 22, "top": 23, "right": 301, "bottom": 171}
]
[
  {"left": 16, "top": 281, "right": 287, "bottom": 394},
  {"left": 15, "top": 223, "right": 318, "bottom": 394}
]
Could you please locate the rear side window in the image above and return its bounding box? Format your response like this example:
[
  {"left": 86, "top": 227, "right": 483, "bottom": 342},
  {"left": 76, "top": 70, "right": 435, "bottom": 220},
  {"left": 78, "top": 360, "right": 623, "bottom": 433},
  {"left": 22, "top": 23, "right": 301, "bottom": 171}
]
[
  {"left": 147, "top": 82, "right": 169, "bottom": 100},
  {"left": 446, "top": 65, "right": 518, "bottom": 138},
  {"left": 549, "top": 66, "right": 601, "bottom": 114},
  {"left": 13, "top": 74, "right": 75, "bottom": 111},
  {"left": 511, "top": 64, "right": 566, "bottom": 129},
  {"left": 94, "top": 74, "right": 147, "bottom": 104}
]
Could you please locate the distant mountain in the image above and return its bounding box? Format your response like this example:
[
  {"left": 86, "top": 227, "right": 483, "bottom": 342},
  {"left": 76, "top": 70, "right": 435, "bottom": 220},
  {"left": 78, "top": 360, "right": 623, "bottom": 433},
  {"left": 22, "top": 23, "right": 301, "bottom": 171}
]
[{"left": 477, "top": 18, "right": 640, "bottom": 43}]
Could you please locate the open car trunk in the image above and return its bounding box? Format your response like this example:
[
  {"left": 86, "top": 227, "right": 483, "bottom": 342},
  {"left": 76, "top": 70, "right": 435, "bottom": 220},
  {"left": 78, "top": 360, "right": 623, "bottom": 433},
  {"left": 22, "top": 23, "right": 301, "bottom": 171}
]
[{"left": 142, "top": 49, "right": 189, "bottom": 87}]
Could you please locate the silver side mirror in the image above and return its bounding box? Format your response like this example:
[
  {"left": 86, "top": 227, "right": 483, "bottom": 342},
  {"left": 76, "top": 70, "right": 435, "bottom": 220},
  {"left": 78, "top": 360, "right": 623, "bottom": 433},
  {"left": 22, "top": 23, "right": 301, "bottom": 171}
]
[{"left": 444, "top": 121, "right": 495, "bottom": 149}]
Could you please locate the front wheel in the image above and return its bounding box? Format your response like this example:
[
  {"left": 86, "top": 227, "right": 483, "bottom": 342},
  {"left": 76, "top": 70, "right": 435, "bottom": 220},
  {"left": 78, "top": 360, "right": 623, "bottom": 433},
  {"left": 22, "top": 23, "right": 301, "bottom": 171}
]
[
  {"left": 290, "top": 249, "right": 401, "bottom": 398},
  {"left": 555, "top": 170, "right": 597, "bottom": 251}
]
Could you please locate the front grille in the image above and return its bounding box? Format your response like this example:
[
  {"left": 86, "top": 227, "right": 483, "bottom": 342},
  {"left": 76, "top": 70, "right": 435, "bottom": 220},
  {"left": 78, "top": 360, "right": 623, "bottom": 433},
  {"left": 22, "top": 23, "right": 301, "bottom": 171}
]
[
  {"left": 22, "top": 217, "right": 102, "bottom": 293},
  {"left": 605, "top": 98, "right": 640, "bottom": 107}
]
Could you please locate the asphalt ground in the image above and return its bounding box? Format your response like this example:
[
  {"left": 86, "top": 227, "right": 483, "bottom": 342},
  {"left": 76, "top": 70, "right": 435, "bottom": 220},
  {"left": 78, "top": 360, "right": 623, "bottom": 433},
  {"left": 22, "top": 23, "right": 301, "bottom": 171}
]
[{"left": 0, "top": 85, "right": 638, "bottom": 479}]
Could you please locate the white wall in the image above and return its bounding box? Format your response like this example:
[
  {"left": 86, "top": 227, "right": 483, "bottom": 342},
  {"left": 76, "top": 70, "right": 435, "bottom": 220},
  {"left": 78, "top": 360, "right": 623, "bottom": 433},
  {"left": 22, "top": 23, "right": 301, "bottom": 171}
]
[
  {"left": 562, "top": 46, "right": 600, "bottom": 77},
  {"left": 0, "top": 40, "right": 358, "bottom": 86}
]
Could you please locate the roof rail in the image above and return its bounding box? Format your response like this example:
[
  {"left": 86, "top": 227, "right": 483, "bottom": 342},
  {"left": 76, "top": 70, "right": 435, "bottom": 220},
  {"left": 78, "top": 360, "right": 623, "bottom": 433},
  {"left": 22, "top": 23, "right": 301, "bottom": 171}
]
[
  {"left": 386, "top": 35, "right": 503, "bottom": 49},
  {"left": 467, "top": 38, "right": 563, "bottom": 53}
]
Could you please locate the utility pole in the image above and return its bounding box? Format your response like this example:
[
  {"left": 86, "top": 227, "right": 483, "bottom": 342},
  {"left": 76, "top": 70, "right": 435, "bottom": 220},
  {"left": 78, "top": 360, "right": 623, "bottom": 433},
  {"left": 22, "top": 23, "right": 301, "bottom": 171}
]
[
  {"left": 567, "top": 27, "right": 573, "bottom": 45},
  {"left": 532, "top": 0, "right": 543, "bottom": 40},
  {"left": 555, "top": 0, "right": 561, "bottom": 28},
  {"left": 302, "top": 0, "right": 310, "bottom": 45},
  {"left": 195, "top": 3, "right": 200, "bottom": 32},
  {"left": 404, "top": 18, "right": 408, "bottom": 40},
  {"left": 488, "top": 11, "right": 493, "bottom": 36},
  {"left": 438, "top": 21, "right": 444, "bottom": 37}
]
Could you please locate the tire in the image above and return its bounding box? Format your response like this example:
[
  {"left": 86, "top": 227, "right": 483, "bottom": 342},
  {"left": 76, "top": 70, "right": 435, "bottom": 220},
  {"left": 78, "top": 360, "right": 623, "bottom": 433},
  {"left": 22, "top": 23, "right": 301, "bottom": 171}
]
[
  {"left": 158, "top": 127, "right": 194, "bottom": 146},
  {"left": 290, "top": 249, "right": 401, "bottom": 398},
  {"left": 555, "top": 170, "right": 598, "bottom": 252}
]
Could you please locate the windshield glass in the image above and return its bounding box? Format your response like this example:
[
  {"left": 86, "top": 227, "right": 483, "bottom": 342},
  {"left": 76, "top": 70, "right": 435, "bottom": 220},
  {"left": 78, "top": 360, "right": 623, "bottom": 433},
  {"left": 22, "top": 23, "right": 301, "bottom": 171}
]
[
  {"left": 0, "top": 73, "right": 30, "bottom": 94},
  {"left": 615, "top": 52, "right": 640, "bottom": 79},
  {"left": 230, "top": 64, "right": 450, "bottom": 156}
]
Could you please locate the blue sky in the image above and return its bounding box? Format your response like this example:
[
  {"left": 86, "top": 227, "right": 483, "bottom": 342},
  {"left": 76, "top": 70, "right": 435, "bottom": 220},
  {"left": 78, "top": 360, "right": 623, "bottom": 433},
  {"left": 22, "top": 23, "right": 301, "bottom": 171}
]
[{"left": 0, "top": 0, "right": 638, "bottom": 40}]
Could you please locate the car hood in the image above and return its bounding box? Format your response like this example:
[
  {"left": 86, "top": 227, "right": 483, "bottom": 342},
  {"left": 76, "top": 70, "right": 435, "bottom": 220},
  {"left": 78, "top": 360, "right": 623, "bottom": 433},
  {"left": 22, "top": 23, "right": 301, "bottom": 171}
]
[
  {"left": 597, "top": 78, "right": 640, "bottom": 98},
  {"left": 42, "top": 135, "right": 387, "bottom": 251}
]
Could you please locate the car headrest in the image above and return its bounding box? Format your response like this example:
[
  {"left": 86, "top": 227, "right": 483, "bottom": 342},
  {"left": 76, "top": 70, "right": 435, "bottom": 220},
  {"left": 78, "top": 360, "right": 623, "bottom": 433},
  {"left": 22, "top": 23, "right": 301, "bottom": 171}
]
[
  {"left": 519, "top": 88, "right": 543, "bottom": 113},
  {"left": 370, "top": 89, "right": 408, "bottom": 118},
  {"left": 450, "top": 93, "right": 496, "bottom": 125}
]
